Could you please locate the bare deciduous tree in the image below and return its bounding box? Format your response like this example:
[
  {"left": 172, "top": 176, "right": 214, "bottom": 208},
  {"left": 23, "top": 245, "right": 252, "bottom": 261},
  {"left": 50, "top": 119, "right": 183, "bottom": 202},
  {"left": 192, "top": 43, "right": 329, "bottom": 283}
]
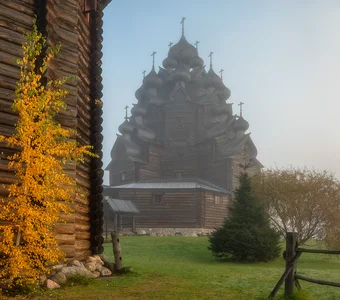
[{"left": 252, "top": 167, "right": 340, "bottom": 246}]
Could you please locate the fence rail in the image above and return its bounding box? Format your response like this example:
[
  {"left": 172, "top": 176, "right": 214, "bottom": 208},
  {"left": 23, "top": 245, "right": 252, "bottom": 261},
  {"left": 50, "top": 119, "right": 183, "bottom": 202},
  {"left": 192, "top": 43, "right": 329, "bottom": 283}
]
[{"left": 269, "top": 232, "right": 340, "bottom": 299}]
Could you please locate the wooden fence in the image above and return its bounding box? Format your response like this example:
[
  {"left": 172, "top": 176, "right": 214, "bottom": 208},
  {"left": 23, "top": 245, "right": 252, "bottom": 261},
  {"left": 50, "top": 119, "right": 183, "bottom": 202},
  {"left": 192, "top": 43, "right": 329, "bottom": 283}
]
[{"left": 269, "top": 232, "right": 340, "bottom": 298}]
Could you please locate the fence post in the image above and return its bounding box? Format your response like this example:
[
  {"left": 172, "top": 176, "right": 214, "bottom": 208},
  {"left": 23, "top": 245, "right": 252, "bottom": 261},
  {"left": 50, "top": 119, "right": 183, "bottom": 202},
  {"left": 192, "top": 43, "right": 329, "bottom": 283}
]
[
  {"left": 285, "top": 232, "right": 297, "bottom": 297},
  {"left": 110, "top": 231, "right": 123, "bottom": 271}
]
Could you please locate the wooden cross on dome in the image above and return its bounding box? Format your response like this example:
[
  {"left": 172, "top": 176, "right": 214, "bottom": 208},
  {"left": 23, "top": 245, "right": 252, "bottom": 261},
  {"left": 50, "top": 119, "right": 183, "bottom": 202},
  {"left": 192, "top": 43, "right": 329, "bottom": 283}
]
[
  {"left": 219, "top": 69, "right": 224, "bottom": 80},
  {"left": 124, "top": 105, "right": 129, "bottom": 120},
  {"left": 208, "top": 52, "right": 214, "bottom": 69},
  {"left": 151, "top": 51, "right": 157, "bottom": 68},
  {"left": 238, "top": 102, "right": 244, "bottom": 117},
  {"left": 181, "top": 17, "right": 186, "bottom": 36},
  {"left": 194, "top": 41, "right": 200, "bottom": 50},
  {"left": 142, "top": 70, "right": 146, "bottom": 78},
  {"left": 168, "top": 42, "right": 173, "bottom": 49}
]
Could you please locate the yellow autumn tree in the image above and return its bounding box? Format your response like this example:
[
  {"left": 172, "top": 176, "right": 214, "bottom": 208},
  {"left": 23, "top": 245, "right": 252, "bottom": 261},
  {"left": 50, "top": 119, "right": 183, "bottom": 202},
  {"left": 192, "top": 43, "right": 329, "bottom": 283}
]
[{"left": 0, "top": 22, "right": 95, "bottom": 286}]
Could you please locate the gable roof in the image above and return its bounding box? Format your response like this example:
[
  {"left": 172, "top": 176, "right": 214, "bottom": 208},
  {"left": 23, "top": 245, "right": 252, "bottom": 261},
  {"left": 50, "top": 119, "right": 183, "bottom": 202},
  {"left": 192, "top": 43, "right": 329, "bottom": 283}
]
[
  {"left": 104, "top": 198, "right": 140, "bottom": 214},
  {"left": 105, "top": 178, "right": 230, "bottom": 194}
]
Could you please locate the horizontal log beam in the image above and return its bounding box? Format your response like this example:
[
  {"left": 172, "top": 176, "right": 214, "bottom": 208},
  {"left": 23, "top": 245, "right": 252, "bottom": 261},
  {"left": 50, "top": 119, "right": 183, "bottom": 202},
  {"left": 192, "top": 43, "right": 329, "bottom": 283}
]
[
  {"left": 295, "top": 274, "right": 340, "bottom": 287},
  {"left": 297, "top": 248, "right": 340, "bottom": 255}
]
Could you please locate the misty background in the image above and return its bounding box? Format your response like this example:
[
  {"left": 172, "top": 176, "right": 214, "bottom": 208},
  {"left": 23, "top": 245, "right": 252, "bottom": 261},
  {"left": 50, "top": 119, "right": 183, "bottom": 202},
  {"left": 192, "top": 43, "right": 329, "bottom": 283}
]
[{"left": 101, "top": 0, "right": 340, "bottom": 184}]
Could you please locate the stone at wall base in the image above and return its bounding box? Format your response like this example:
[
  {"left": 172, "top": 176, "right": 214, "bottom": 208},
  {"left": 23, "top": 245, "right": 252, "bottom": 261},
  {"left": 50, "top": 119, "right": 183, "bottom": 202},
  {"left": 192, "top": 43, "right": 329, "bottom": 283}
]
[{"left": 46, "top": 279, "right": 60, "bottom": 289}]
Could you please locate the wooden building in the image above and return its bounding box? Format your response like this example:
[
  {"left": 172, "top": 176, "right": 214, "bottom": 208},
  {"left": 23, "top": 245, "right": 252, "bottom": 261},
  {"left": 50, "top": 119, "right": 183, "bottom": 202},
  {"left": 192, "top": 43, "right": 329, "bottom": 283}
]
[
  {"left": 105, "top": 22, "right": 263, "bottom": 230},
  {"left": 0, "top": 0, "right": 111, "bottom": 260},
  {"left": 103, "top": 197, "right": 139, "bottom": 237}
]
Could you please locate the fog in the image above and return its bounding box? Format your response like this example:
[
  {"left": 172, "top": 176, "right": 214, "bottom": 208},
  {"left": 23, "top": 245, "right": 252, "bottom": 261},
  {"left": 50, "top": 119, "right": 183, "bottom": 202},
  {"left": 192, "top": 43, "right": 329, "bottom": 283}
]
[{"left": 102, "top": 0, "right": 340, "bottom": 183}]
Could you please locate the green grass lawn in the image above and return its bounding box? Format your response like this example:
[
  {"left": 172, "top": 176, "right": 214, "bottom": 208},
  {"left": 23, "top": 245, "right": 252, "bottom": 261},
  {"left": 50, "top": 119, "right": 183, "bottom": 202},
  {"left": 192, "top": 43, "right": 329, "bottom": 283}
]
[{"left": 7, "top": 237, "right": 340, "bottom": 299}]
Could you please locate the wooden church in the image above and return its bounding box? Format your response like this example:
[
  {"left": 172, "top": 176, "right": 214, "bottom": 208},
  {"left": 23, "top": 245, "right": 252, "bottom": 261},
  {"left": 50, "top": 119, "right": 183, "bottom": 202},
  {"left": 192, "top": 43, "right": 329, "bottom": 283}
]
[
  {"left": 0, "top": 0, "right": 110, "bottom": 260},
  {"left": 105, "top": 19, "right": 263, "bottom": 230}
]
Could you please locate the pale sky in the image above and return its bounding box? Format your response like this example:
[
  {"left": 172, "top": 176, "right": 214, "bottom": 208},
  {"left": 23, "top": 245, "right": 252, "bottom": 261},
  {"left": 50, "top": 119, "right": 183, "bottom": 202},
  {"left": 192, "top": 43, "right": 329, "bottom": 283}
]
[{"left": 101, "top": 0, "right": 340, "bottom": 184}]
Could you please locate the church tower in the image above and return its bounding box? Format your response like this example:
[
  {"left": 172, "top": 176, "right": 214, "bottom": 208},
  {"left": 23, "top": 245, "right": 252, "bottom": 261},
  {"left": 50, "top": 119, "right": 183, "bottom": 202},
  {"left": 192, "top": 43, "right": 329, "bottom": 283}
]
[{"left": 105, "top": 19, "right": 262, "bottom": 231}]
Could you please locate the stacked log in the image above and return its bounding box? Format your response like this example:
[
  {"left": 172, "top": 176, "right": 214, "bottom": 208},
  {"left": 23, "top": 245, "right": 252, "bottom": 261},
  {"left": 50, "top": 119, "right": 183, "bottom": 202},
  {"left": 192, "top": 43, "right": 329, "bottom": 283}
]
[
  {"left": 0, "top": 0, "right": 109, "bottom": 260},
  {"left": 89, "top": 2, "right": 105, "bottom": 255},
  {"left": 0, "top": 1, "right": 36, "bottom": 202},
  {"left": 45, "top": 0, "right": 78, "bottom": 259}
]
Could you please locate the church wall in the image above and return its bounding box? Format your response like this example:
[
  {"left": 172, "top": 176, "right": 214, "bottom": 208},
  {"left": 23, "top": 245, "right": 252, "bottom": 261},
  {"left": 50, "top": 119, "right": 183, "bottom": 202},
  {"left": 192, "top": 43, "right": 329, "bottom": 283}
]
[
  {"left": 163, "top": 100, "right": 198, "bottom": 143},
  {"left": 203, "top": 191, "right": 230, "bottom": 229},
  {"left": 109, "top": 159, "right": 134, "bottom": 186},
  {"left": 117, "top": 189, "right": 202, "bottom": 228},
  {"left": 161, "top": 150, "right": 199, "bottom": 178},
  {"left": 139, "top": 144, "right": 162, "bottom": 181},
  {"left": 200, "top": 159, "right": 232, "bottom": 190}
]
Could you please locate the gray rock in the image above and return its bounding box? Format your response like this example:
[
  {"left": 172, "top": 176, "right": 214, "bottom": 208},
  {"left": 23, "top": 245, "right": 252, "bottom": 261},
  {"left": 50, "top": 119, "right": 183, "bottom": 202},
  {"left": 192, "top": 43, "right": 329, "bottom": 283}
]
[
  {"left": 100, "top": 266, "right": 112, "bottom": 276},
  {"left": 95, "top": 263, "right": 103, "bottom": 272},
  {"left": 106, "top": 262, "right": 115, "bottom": 272},
  {"left": 85, "top": 262, "right": 96, "bottom": 272},
  {"left": 51, "top": 272, "right": 67, "bottom": 285},
  {"left": 92, "top": 271, "right": 101, "bottom": 278},
  {"left": 99, "top": 254, "right": 110, "bottom": 264},
  {"left": 46, "top": 279, "right": 60, "bottom": 289},
  {"left": 191, "top": 233, "right": 198, "bottom": 237},
  {"left": 136, "top": 229, "right": 146, "bottom": 235},
  {"left": 93, "top": 255, "right": 104, "bottom": 265},
  {"left": 69, "top": 259, "right": 83, "bottom": 268},
  {"left": 52, "top": 264, "right": 65, "bottom": 271},
  {"left": 60, "top": 266, "right": 78, "bottom": 278},
  {"left": 76, "top": 267, "right": 96, "bottom": 278},
  {"left": 86, "top": 256, "right": 96, "bottom": 263}
]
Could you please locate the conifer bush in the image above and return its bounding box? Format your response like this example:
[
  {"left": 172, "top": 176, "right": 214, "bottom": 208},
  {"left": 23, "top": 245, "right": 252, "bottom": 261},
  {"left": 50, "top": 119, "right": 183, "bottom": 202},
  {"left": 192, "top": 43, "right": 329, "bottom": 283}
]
[{"left": 208, "top": 173, "right": 281, "bottom": 262}]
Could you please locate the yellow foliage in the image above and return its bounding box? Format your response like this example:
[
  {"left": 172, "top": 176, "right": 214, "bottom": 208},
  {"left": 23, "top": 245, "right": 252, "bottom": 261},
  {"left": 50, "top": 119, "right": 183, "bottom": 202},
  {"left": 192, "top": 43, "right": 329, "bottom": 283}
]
[{"left": 0, "top": 22, "right": 96, "bottom": 286}]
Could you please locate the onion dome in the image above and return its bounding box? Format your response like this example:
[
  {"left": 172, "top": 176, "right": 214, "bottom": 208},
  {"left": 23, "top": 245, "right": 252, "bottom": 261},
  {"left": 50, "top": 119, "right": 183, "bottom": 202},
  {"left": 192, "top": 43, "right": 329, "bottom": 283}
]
[
  {"left": 135, "top": 85, "right": 145, "bottom": 101},
  {"left": 143, "top": 68, "right": 162, "bottom": 88},
  {"left": 171, "top": 62, "right": 191, "bottom": 82},
  {"left": 118, "top": 120, "right": 134, "bottom": 135},
  {"left": 162, "top": 57, "right": 177, "bottom": 69},
  {"left": 233, "top": 116, "right": 249, "bottom": 132},
  {"left": 168, "top": 36, "right": 198, "bottom": 64},
  {"left": 213, "top": 103, "right": 232, "bottom": 115},
  {"left": 219, "top": 87, "right": 231, "bottom": 101},
  {"left": 131, "top": 104, "right": 147, "bottom": 117},
  {"left": 144, "top": 87, "right": 157, "bottom": 98},
  {"left": 203, "top": 68, "right": 225, "bottom": 89},
  {"left": 137, "top": 126, "right": 156, "bottom": 141},
  {"left": 189, "top": 56, "right": 204, "bottom": 68}
]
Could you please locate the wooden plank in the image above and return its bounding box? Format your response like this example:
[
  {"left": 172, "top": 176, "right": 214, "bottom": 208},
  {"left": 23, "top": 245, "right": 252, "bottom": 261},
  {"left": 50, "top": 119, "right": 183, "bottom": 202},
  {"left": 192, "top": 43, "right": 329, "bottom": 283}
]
[
  {"left": 0, "top": 26, "right": 26, "bottom": 45},
  {"left": 55, "top": 223, "right": 75, "bottom": 234},
  {"left": 297, "top": 248, "right": 340, "bottom": 255},
  {"left": 1, "top": 1, "right": 36, "bottom": 16},
  {"left": 59, "top": 245, "right": 76, "bottom": 258},
  {"left": 56, "top": 233, "right": 75, "bottom": 245},
  {"left": 0, "top": 4, "right": 33, "bottom": 27},
  {"left": 295, "top": 274, "right": 340, "bottom": 287}
]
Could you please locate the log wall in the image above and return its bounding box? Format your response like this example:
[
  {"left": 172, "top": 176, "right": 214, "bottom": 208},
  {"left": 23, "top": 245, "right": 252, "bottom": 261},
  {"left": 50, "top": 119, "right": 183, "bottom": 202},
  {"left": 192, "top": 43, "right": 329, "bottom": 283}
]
[
  {"left": 202, "top": 191, "right": 229, "bottom": 229},
  {"left": 117, "top": 189, "right": 201, "bottom": 228},
  {"left": 0, "top": 1, "right": 37, "bottom": 200},
  {"left": 0, "top": 0, "right": 109, "bottom": 260},
  {"left": 139, "top": 144, "right": 162, "bottom": 181}
]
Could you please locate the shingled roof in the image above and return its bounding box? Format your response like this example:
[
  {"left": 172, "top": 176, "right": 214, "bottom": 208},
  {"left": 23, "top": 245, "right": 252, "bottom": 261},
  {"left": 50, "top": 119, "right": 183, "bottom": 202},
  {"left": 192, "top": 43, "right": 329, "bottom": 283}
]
[
  {"left": 104, "top": 198, "right": 139, "bottom": 214},
  {"left": 105, "top": 179, "right": 230, "bottom": 194}
]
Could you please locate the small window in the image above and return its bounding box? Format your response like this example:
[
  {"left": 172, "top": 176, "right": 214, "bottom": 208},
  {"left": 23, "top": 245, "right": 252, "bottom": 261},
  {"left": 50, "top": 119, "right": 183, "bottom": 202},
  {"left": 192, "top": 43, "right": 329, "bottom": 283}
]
[
  {"left": 214, "top": 195, "right": 220, "bottom": 205},
  {"left": 153, "top": 194, "right": 163, "bottom": 204},
  {"left": 121, "top": 172, "right": 126, "bottom": 181}
]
